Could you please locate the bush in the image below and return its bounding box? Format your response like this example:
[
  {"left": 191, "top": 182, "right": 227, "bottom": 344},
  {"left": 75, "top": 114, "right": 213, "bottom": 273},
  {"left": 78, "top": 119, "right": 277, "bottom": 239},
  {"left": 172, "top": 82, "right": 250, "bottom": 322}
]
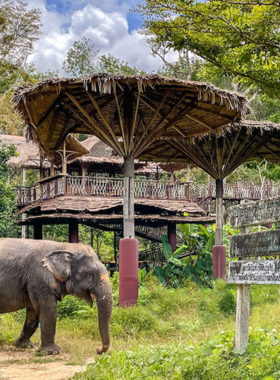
[
  {"left": 57, "top": 296, "right": 89, "bottom": 319},
  {"left": 74, "top": 327, "right": 280, "bottom": 380}
]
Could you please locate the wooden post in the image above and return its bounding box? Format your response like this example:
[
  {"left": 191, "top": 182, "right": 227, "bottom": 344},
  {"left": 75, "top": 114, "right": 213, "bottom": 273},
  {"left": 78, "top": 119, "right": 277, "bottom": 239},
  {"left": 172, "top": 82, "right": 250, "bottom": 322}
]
[
  {"left": 185, "top": 164, "right": 191, "bottom": 182},
  {"left": 123, "top": 155, "right": 134, "bottom": 238},
  {"left": 90, "top": 227, "right": 94, "bottom": 248},
  {"left": 235, "top": 210, "right": 251, "bottom": 352},
  {"left": 50, "top": 162, "right": 55, "bottom": 176},
  {"left": 62, "top": 140, "right": 67, "bottom": 194},
  {"left": 168, "top": 222, "right": 176, "bottom": 252},
  {"left": 34, "top": 222, "right": 43, "bottom": 240},
  {"left": 235, "top": 284, "right": 251, "bottom": 351},
  {"left": 69, "top": 220, "right": 79, "bottom": 243},
  {"left": 114, "top": 231, "right": 117, "bottom": 263},
  {"left": 22, "top": 169, "right": 27, "bottom": 239}
]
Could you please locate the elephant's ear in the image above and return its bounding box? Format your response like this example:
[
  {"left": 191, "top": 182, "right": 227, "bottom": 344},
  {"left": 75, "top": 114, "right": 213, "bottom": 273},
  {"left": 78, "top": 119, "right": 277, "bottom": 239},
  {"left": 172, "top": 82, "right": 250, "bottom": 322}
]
[{"left": 42, "top": 250, "right": 74, "bottom": 282}]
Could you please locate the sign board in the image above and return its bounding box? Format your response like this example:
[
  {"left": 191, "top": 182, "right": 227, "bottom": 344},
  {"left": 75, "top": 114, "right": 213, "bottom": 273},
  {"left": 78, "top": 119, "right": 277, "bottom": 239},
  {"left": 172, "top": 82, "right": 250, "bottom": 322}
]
[
  {"left": 228, "top": 260, "right": 280, "bottom": 284},
  {"left": 229, "top": 230, "right": 280, "bottom": 258},
  {"left": 230, "top": 197, "right": 280, "bottom": 228}
]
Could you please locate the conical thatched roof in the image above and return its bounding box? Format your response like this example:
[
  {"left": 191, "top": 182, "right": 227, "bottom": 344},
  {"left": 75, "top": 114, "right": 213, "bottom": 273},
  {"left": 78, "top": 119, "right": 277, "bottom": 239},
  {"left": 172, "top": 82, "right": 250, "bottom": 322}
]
[{"left": 13, "top": 74, "right": 250, "bottom": 161}]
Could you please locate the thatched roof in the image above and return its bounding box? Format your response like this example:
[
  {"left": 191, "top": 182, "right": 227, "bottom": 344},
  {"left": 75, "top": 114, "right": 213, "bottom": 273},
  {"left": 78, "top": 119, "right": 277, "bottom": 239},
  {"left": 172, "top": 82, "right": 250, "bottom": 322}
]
[
  {"left": 0, "top": 134, "right": 88, "bottom": 169},
  {"left": 13, "top": 74, "right": 250, "bottom": 161},
  {"left": 151, "top": 120, "right": 280, "bottom": 179},
  {"left": 0, "top": 134, "right": 50, "bottom": 169},
  {"left": 16, "top": 196, "right": 208, "bottom": 219}
]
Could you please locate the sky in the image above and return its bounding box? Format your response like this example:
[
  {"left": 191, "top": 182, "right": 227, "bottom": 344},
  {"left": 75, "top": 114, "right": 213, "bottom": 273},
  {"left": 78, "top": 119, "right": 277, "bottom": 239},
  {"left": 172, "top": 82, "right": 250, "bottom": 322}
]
[{"left": 25, "top": 0, "right": 175, "bottom": 75}]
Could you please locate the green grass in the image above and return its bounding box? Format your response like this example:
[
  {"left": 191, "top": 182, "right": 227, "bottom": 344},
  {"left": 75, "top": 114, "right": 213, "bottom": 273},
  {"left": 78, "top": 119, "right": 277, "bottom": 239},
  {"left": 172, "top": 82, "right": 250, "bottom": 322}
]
[{"left": 1, "top": 276, "right": 280, "bottom": 378}]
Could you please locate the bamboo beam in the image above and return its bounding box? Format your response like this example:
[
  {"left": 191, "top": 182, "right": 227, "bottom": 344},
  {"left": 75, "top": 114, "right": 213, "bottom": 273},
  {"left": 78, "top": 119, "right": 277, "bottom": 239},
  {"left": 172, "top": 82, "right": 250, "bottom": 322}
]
[
  {"left": 113, "top": 86, "right": 127, "bottom": 155},
  {"left": 64, "top": 102, "right": 119, "bottom": 154},
  {"left": 87, "top": 92, "right": 125, "bottom": 156},
  {"left": 222, "top": 129, "right": 242, "bottom": 175},
  {"left": 133, "top": 91, "right": 169, "bottom": 156},
  {"left": 134, "top": 94, "right": 188, "bottom": 157},
  {"left": 184, "top": 113, "right": 212, "bottom": 131},
  {"left": 66, "top": 93, "right": 123, "bottom": 156},
  {"left": 225, "top": 132, "right": 259, "bottom": 176},
  {"left": 167, "top": 140, "right": 214, "bottom": 176},
  {"left": 129, "top": 91, "right": 141, "bottom": 153}
]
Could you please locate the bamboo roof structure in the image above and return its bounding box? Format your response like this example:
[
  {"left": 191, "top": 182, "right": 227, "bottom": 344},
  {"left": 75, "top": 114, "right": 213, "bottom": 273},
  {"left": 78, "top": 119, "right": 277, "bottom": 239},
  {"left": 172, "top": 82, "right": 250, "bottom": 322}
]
[
  {"left": 13, "top": 74, "right": 250, "bottom": 160},
  {"left": 157, "top": 120, "right": 280, "bottom": 179}
]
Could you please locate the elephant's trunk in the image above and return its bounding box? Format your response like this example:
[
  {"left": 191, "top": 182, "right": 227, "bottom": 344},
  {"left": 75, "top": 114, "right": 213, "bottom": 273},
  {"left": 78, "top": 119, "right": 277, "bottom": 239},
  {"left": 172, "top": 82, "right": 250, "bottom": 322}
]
[{"left": 95, "top": 278, "right": 113, "bottom": 354}]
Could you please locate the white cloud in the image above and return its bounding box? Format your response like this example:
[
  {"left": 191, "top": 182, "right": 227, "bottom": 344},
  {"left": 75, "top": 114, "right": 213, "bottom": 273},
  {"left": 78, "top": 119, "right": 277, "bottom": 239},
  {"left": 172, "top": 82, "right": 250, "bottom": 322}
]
[{"left": 28, "top": 1, "right": 164, "bottom": 75}]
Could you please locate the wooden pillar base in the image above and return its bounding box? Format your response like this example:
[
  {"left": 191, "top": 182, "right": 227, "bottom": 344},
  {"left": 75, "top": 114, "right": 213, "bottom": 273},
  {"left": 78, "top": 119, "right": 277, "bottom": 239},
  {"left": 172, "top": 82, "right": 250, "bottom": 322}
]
[
  {"left": 119, "top": 238, "right": 139, "bottom": 307},
  {"left": 167, "top": 222, "right": 177, "bottom": 253},
  {"left": 69, "top": 221, "right": 79, "bottom": 243},
  {"left": 212, "top": 245, "right": 226, "bottom": 279}
]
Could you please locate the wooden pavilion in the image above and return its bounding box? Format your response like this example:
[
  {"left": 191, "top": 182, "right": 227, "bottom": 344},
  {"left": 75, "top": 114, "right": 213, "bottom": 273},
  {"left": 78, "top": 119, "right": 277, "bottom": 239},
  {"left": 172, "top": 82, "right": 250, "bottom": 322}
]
[{"left": 13, "top": 73, "right": 250, "bottom": 305}]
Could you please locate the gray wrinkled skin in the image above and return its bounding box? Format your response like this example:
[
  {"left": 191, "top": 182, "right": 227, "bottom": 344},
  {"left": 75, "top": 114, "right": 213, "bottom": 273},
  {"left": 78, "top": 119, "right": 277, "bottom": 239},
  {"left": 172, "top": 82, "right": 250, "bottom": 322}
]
[{"left": 0, "top": 238, "right": 113, "bottom": 355}]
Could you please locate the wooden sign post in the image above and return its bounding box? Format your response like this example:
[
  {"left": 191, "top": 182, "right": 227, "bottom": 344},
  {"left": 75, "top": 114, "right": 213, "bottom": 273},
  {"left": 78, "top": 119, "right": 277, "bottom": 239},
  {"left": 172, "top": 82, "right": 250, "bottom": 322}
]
[{"left": 229, "top": 197, "right": 280, "bottom": 351}]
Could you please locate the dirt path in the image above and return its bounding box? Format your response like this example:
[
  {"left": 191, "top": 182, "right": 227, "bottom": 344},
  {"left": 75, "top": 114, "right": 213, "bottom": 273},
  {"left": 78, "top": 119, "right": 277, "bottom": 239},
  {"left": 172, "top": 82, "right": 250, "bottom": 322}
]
[{"left": 0, "top": 347, "right": 91, "bottom": 380}]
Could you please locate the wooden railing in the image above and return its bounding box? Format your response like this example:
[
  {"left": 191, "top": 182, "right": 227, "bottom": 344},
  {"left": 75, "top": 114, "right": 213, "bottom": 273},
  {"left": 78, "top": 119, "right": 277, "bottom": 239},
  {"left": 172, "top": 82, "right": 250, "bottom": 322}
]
[
  {"left": 14, "top": 175, "right": 190, "bottom": 206},
  {"left": 14, "top": 176, "right": 280, "bottom": 208},
  {"left": 189, "top": 181, "right": 280, "bottom": 202}
]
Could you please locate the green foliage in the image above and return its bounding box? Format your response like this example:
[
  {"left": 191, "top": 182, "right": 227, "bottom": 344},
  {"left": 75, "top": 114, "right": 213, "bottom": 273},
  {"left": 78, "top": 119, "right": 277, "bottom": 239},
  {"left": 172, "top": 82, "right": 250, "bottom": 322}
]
[
  {"left": 0, "top": 0, "right": 42, "bottom": 94},
  {"left": 62, "top": 37, "right": 98, "bottom": 77},
  {"left": 139, "top": 0, "right": 280, "bottom": 94},
  {"left": 74, "top": 327, "right": 280, "bottom": 380},
  {"left": 0, "top": 140, "right": 19, "bottom": 237},
  {"left": 57, "top": 296, "right": 89, "bottom": 320},
  {"left": 154, "top": 226, "right": 215, "bottom": 288},
  {"left": 215, "top": 280, "right": 236, "bottom": 315},
  {"left": 63, "top": 38, "right": 145, "bottom": 78},
  {"left": 94, "top": 54, "right": 146, "bottom": 75}
]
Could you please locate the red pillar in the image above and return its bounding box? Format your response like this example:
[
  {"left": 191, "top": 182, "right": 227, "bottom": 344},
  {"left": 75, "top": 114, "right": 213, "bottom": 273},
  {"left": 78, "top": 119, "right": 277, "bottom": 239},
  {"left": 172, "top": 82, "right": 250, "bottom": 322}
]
[
  {"left": 119, "top": 238, "right": 139, "bottom": 307},
  {"left": 212, "top": 245, "right": 226, "bottom": 279},
  {"left": 69, "top": 220, "right": 79, "bottom": 243},
  {"left": 168, "top": 222, "right": 177, "bottom": 252},
  {"left": 34, "top": 222, "right": 43, "bottom": 240}
]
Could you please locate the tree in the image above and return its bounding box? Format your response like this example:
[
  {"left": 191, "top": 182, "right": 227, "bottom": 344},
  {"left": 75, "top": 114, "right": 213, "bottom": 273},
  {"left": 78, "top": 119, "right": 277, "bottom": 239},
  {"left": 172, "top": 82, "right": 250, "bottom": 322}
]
[
  {"left": 62, "top": 37, "right": 98, "bottom": 77},
  {"left": 94, "top": 54, "right": 146, "bottom": 75},
  {"left": 0, "top": 140, "right": 19, "bottom": 237},
  {"left": 139, "top": 0, "right": 280, "bottom": 95},
  {"left": 63, "top": 38, "right": 145, "bottom": 78},
  {"left": 0, "top": 0, "right": 41, "bottom": 97}
]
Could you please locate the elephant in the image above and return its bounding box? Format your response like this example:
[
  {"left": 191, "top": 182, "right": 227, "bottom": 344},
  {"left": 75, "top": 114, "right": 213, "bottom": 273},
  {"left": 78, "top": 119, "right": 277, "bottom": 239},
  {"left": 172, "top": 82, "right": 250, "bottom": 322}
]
[{"left": 0, "top": 238, "right": 113, "bottom": 355}]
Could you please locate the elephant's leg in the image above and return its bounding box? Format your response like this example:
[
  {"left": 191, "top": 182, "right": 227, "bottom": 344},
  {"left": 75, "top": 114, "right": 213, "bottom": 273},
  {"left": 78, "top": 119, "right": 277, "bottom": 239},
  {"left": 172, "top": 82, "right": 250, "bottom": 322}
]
[
  {"left": 38, "top": 299, "right": 60, "bottom": 355},
  {"left": 15, "top": 307, "right": 39, "bottom": 348}
]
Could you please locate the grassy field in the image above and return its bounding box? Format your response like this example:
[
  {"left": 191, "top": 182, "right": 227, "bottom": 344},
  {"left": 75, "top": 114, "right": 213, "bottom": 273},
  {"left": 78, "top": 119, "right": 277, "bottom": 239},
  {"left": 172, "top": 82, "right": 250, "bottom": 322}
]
[{"left": 1, "top": 274, "right": 280, "bottom": 378}]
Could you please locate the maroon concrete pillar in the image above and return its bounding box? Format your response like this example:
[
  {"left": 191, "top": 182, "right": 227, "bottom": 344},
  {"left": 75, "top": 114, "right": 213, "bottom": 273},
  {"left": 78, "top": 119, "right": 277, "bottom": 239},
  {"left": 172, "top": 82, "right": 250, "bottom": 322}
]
[
  {"left": 119, "top": 238, "right": 139, "bottom": 307},
  {"left": 69, "top": 220, "right": 79, "bottom": 243},
  {"left": 34, "top": 223, "right": 43, "bottom": 240},
  {"left": 212, "top": 245, "right": 226, "bottom": 279},
  {"left": 168, "top": 222, "right": 177, "bottom": 253}
]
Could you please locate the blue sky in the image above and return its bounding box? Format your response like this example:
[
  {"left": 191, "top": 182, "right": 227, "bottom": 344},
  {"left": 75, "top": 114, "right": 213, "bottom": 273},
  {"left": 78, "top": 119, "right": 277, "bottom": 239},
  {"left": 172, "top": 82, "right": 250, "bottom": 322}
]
[{"left": 27, "top": 0, "right": 166, "bottom": 74}]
